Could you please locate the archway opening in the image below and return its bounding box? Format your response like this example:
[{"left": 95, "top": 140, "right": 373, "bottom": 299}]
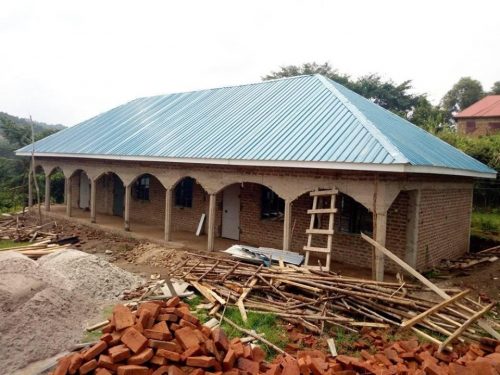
[
  {"left": 95, "top": 172, "right": 125, "bottom": 217},
  {"left": 129, "top": 173, "right": 166, "bottom": 228},
  {"left": 49, "top": 167, "right": 65, "bottom": 204}
]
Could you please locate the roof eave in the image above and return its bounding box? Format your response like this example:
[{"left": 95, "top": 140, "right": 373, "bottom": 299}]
[{"left": 15, "top": 151, "right": 497, "bottom": 179}]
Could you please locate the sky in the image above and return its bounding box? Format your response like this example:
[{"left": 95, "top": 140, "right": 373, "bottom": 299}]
[{"left": 1, "top": 0, "right": 499, "bottom": 126}]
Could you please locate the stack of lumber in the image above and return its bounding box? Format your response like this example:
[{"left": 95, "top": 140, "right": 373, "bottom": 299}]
[
  {"left": 51, "top": 299, "right": 500, "bottom": 375},
  {"left": 0, "top": 213, "right": 79, "bottom": 258},
  {"left": 163, "top": 252, "right": 499, "bottom": 348}
]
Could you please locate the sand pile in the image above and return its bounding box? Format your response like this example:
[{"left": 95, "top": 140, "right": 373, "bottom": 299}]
[{"left": 0, "top": 249, "right": 143, "bottom": 374}]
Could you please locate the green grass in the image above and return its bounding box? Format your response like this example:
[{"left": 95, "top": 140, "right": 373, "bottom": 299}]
[
  {"left": 187, "top": 294, "right": 288, "bottom": 359},
  {"left": 328, "top": 327, "right": 361, "bottom": 355},
  {"left": 472, "top": 210, "right": 500, "bottom": 234},
  {"left": 82, "top": 304, "right": 114, "bottom": 343},
  {"left": 0, "top": 239, "right": 31, "bottom": 250}
]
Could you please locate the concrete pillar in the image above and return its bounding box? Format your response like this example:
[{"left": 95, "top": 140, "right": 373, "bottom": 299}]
[
  {"left": 90, "top": 179, "right": 97, "bottom": 223},
  {"left": 44, "top": 175, "right": 51, "bottom": 211},
  {"left": 124, "top": 184, "right": 131, "bottom": 231},
  {"left": 372, "top": 211, "right": 387, "bottom": 281},
  {"left": 283, "top": 199, "right": 292, "bottom": 251},
  {"left": 164, "top": 188, "right": 172, "bottom": 241},
  {"left": 207, "top": 193, "right": 216, "bottom": 251},
  {"left": 405, "top": 190, "right": 421, "bottom": 268},
  {"left": 65, "top": 176, "right": 72, "bottom": 217},
  {"left": 28, "top": 166, "right": 33, "bottom": 207}
]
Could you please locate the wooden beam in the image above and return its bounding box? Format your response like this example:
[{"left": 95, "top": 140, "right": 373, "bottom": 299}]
[
  {"left": 361, "top": 233, "right": 449, "bottom": 299},
  {"left": 438, "top": 303, "right": 494, "bottom": 352},
  {"left": 401, "top": 289, "right": 471, "bottom": 329}
]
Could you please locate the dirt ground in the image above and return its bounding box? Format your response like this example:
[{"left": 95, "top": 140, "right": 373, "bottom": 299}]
[{"left": 28, "top": 213, "right": 500, "bottom": 301}]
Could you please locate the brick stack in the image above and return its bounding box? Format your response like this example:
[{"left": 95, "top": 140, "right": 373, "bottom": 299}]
[
  {"left": 50, "top": 297, "right": 500, "bottom": 375},
  {"left": 51, "top": 297, "right": 269, "bottom": 375}
]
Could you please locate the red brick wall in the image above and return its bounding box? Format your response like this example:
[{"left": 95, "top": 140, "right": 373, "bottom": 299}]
[
  {"left": 416, "top": 188, "right": 472, "bottom": 270},
  {"left": 130, "top": 176, "right": 166, "bottom": 226}
]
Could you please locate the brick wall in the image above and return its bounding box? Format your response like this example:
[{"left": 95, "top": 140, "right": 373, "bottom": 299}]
[
  {"left": 416, "top": 188, "right": 472, "bottom": 270},
  {"left": 457, "top": 117, "right": 500, "bottom": 137},
  {"left": 130, "top": 176, "right": 166, "bottom": 226}
]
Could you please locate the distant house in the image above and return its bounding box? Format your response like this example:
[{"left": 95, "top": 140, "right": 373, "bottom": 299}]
[
  {"left": 455, "top": 95, "right": 500, "bottom": 136},
  {"left": 16, "top": 75, "right": 496, "bottom": 280}
]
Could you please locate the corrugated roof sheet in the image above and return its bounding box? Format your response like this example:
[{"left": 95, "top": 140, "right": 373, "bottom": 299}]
[
  {"left": 455, "top": 95, "right": 500, "bottom": 118},
  {"left": 17, "top": 74, "right": 496, "bottom": 176}
]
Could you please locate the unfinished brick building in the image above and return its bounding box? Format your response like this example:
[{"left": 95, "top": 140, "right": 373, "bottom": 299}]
[{"left": 17, "top": 75, "right": 496, "bottom": 279}]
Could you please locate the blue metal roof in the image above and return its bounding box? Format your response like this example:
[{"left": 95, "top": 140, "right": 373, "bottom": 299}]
[{"left": 17, "top": 74, "right": 496, "bottom": 177}]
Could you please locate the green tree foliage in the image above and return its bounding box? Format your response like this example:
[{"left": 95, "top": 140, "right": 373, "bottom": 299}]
[
  {"left": 490, "top": 81, "right": 500, "bottom": 95},
  {"left": 0, "top": 113, "right": 65, "bottom": 212},
  {"left": 409, "top": 96, "right": 447, "bottom": 133},
  {"left": 441, "top": 77, "right": 485, "bottom": 121},
  {"left": 263, "top": 62, "right": 351, "bottom": 87}
]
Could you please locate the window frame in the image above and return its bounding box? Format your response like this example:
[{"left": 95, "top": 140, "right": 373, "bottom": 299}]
[
  {"left": 175, "top": 177, "right": 194, "bottom": 208},
  {"left": 335, "top": 194, "right": 373, "bottom": 235},
  {"left": 133, "top": 175, "right": 150, "bottom": 201},
  {"left": 261, "top": 186, "right": 284, "bottom": 219}
]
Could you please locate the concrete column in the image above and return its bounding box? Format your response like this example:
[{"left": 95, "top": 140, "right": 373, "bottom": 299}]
[
  {"left": 65, "top": 176, "right": 72, "bottom": 217},
  {"left": 207, "top": 193, "right": 216, "bottom": 252},
  {"left": 405, "top": 190, "right": 421, "bottom": 268},
  {"left": 283, "top": 199, "right": 292, "bottom": 251},
  {"left": 90, "top": 179, "right": 97, "bottom": 223},
  {"left": 28, "top": 166, "right": 33, "bottom": 207},
  {"left": 124, "top": 184, "right": 131, "bottom": 231},
  {"left": 164, "top": 188, "right": 172, "bottom": 241},
  {"left": 372, "top": 211, "right": 387, "bottom": 281},
  {"left": 44, "top": 175, "right": 51, "bottom": 211}
]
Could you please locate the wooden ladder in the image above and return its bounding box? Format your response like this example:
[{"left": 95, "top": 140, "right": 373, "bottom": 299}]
[{"left": 303, "top": 189, "right": 338, "bottom": 271}]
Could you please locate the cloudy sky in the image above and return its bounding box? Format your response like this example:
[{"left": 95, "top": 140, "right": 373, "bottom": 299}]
[{"left": 1, "top": 0, "right": 499, "bottom": 126}]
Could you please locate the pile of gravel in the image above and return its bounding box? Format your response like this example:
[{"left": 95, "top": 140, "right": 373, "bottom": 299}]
[
  {"left": 39, "top": 249, "right": 143, "bottom": 299},
  {"left": 0, "top": 249, "right": 143, "bottom": 374}
]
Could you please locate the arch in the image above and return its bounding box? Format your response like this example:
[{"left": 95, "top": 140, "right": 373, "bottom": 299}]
[
  {"left": 213, "top": 177, "right": 281, "bottom": 196},
  {"left": 129, "top": 172, "right": 169, "bottom": 190},
  {"left": 94, "top": 171, "right": 126, "bottom": 217}
]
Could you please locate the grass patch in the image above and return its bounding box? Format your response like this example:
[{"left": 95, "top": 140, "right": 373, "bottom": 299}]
[
  {"left": 472, "top": 210, "right": 500, "bottom": 235},
  {"left": 186, "top": 294, "right": 287, "bottom": 360},
  {"left": 0, "top": 239, "right": 31, "bottom": 250},
  {"left": 220, "top": 307, "right": 288, "bottom": 359},
  {"left": 328, "top": 327, "right": 361, "bottom": 355},
  {"left": 82, "top": 304, "right": 114, "bottom": 343}
]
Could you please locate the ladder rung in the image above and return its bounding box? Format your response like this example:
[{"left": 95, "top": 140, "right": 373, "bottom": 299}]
[
  {"left": 303, "top": 246, "right": 331, "bottom": 253},
  {"left": 309, "top": 189, "right": 338, "bottom": 197},
  {"left": 307, "top": 208, "right": 337, "bottom": 214},
  {"left": 306, "top": 229, "right": 334, "bottom": 235}
]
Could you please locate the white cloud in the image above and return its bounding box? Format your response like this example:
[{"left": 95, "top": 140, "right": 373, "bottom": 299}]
[{"left": 1, "top": 0, "right": 499, "bottom": 125}]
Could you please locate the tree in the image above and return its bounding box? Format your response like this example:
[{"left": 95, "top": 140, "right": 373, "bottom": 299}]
[
  {"left": 350, "top": 74, "right": 419, "bottom": 117},
  {"left": 263, "top": 62, "right": 352, "bottom": 88},
  {"left": 490, "top": 81, "right": 500, "bottom": 95},
  {"left": 409, "top": 96, "right": 446, "bottom": 133},
  {"left": 441, "top": 77, "right": 485, "bottom": 121}
]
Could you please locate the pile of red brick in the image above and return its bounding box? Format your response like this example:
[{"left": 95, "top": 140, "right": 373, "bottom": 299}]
[
  {"left": 50, "top": 296, "right": 500, "bottom": 375},
  {"left": 322, "top": 335, "right": 500, "bottom": 375},
  {"left": 52, "top": 297, "right": 270, "bottom": 375}
]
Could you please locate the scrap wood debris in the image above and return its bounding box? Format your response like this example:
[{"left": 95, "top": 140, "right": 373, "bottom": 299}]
[
  {"left": 438, "top": 245, "right": 500, "bottom": 271},
  {"left": 50, "top": 299, "right": 500, "bottom": 375},
  {"left": 161, "top": 251, "right": 499, "bottom": 349},
  {"left": 0, "top": 213, "right": 79, "bottom": 257}
]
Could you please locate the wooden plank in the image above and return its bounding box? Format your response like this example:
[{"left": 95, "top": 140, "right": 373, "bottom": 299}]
[
  {"left": 303, "top": 246, "right": 331, "bottom": 253},
  {"left": 400, "top": 289, "right": 471, "bottom": 329},
  {"left": 309, "top": 189, "right": 338, "bottom": 196},
  {"left": 478, "top": 319, "right": 500, "bottom": 340},
  {"left": 361, "top": 233, "right": 449, "bottom": 299},
  {"left": 306, "top": 228, "right": 334, "bottom": 235},
  {"left": 438, "top": 303, "right": 495, "bottom": 352},
  {"left": 196, "top": 213, "right": 206, "bottom": 236},
  {"left": 307, "top": 208, "right": 338, "bottom": 214},
  {"left": 327, "top": 338, "right": 337, "bottom": 357}
]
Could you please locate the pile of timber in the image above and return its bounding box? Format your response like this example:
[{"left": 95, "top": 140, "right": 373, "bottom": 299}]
[
  {"left": 51, "top": 299, "right": 500, "bottom": 375},
  {"left": 0, "top": 213, "right": 79, "bottom": 258},
  {"left": 163, "top": 252, "right": 499, "bottom": 349},
  {"left": 438, "top": 245, "right": 500, "bottom": 271}
]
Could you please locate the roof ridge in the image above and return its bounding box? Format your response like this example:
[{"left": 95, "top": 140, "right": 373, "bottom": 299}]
[
  {"left": 315, "top": 74, "right": 409, "bottom": 164},
  {"left": 138, "top": 74, "right": 315, "bottom": 102}
]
